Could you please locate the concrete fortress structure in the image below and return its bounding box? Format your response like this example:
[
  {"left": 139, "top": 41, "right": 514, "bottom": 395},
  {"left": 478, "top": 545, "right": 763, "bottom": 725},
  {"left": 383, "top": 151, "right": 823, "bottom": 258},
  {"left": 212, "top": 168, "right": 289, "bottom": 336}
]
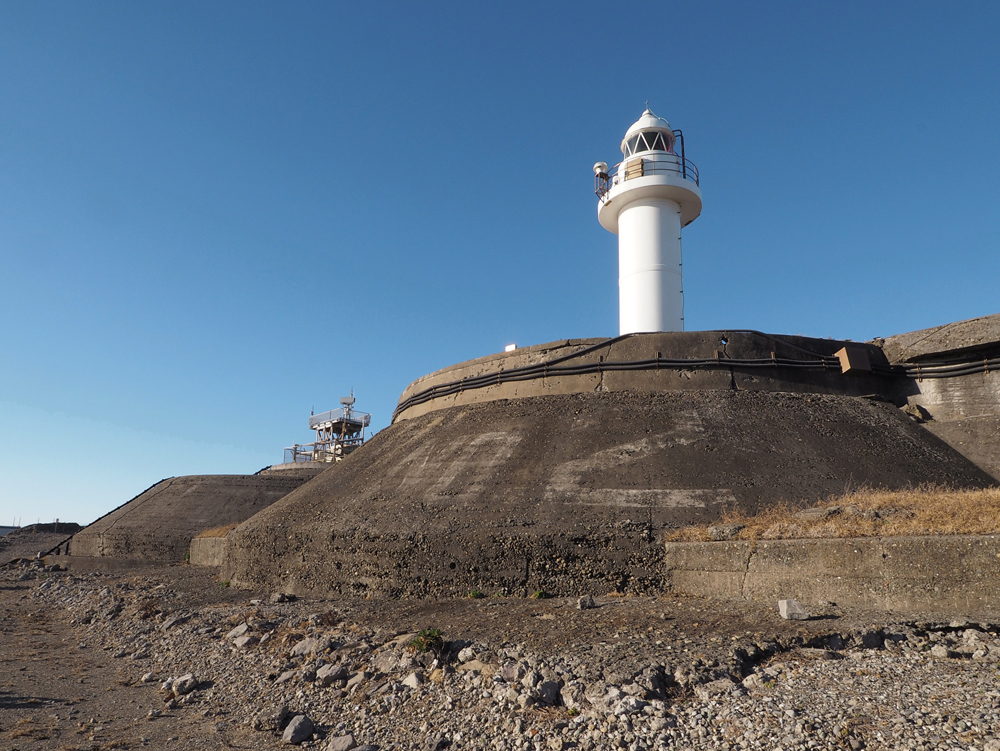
[
  {"left": 220, "top": 327, "right": 998, "bottom": 599},
  {"left": 51, "top": 105, "right": 1000, "bottom": 604},
  {"left": 61, "top": 468, "right": 322, "bottom": 565},
  {"left": 595, "top": 109, "right": 702, "bottom": 334}
]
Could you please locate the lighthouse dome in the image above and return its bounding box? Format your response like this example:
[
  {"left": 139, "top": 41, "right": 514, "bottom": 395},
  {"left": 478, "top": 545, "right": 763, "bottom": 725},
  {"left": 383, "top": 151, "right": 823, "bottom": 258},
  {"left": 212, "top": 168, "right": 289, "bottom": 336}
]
[{"left": 620, "top": 108, "right": 675, "bottom": 156}]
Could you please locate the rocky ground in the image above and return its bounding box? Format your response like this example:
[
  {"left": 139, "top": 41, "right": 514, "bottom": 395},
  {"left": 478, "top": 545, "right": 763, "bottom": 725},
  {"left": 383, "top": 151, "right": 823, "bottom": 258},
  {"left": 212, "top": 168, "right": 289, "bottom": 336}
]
[{"left": 2, "top": 560, "right": 999, "bottom": 751}]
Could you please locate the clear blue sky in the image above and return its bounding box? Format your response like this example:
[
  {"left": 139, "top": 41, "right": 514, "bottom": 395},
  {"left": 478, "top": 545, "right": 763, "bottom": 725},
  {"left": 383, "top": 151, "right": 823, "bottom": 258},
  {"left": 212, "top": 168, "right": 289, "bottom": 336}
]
[{"left": 2, "top": 2, "right": 998, "bottom": 525}]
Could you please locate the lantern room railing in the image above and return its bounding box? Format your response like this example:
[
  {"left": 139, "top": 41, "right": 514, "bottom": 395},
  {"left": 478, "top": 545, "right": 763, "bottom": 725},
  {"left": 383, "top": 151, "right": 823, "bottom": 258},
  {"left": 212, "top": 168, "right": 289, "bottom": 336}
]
[{"left": 595, "top": 154, "right": 700, "bottom": 200}]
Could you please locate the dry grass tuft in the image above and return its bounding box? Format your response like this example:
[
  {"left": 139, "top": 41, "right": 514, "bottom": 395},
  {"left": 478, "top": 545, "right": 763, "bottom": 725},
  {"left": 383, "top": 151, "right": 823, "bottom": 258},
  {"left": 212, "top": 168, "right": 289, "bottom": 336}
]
[
  {"left": 194, "top": 523, "right": 239, "bottom": 539},
  {"left": 665, "top": 486, "right": 1000, "bottom": 542}
]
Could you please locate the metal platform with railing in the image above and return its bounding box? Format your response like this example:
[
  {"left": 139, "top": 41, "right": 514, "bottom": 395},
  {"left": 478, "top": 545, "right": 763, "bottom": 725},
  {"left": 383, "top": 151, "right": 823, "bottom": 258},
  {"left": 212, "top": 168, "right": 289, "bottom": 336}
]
[
  {"left": 595, "top": 153, "right": 700, "bottom": 201},
  {"left": 309, "top": 406, "right": 371, "bottom": 431},
  {"left": 284, "top": 396, "right": 371, "bottom": 464}
]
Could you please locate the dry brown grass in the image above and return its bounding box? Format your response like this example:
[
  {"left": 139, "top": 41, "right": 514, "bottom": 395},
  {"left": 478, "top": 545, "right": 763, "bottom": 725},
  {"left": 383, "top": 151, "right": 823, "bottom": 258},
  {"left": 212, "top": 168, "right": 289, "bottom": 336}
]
[
  {"left": 665, "top": 486, "right": 1000, "bottom": 542},
  {"left": 194, "top": 523, "right": 239, "bottom": 539},
  {"left": 7, "top": 717, "right": 52, "bottom": 741}
]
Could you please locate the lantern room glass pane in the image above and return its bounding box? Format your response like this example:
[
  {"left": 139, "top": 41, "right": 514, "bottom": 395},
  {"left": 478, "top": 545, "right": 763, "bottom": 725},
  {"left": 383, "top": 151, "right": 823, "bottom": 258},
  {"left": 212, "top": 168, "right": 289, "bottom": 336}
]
[{"left": 627, "top": 135, "right": 639, "bottom": 155}]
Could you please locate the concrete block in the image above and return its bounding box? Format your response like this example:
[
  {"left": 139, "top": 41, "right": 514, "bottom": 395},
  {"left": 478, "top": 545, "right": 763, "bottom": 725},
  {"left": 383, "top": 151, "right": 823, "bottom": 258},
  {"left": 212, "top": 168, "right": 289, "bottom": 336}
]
[
  {"left": 835, "top": 346, "right": 872, "bottom": 374},
  {"left": 190, "top": 536, "right": 227, "bottom": 567},
  {"left": 778, "top": 599, "right": 809, "bottom": 620}
]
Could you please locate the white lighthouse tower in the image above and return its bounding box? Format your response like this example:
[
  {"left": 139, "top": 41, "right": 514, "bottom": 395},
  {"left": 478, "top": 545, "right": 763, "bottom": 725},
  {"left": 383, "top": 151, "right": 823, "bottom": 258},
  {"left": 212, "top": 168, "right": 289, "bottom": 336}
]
[{"left": 595, "top": 109, "right": 702, "bottom": 334}]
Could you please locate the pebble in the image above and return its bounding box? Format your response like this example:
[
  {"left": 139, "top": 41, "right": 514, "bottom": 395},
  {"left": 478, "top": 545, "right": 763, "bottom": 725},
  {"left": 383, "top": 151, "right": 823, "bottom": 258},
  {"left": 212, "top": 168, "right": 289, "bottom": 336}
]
[{"left": 16, "top": 564, "right": 1000, "bottom": 751}]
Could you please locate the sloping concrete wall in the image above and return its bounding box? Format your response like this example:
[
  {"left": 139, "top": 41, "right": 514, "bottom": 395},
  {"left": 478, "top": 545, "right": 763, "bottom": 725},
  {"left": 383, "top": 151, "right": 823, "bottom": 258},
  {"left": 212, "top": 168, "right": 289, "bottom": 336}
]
[
  {"left": 664, "top": 535, "right": 1000, "bottom": 617},
  {"left": 70, "top": 471, "right": 323, "bottom": 563},
  {"left": 223, "top": 390, "right": 995, "bottom": 599}
]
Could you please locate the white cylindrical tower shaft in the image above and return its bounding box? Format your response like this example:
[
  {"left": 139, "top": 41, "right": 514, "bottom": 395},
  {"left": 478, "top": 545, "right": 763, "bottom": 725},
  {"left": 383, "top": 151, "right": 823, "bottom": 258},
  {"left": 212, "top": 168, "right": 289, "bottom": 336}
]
[
  {"left": 618, "top": 197, "right": 683, "bottom": 334},
  {"left": 595, "top": 109, "right": 702, "bottom": 335}
]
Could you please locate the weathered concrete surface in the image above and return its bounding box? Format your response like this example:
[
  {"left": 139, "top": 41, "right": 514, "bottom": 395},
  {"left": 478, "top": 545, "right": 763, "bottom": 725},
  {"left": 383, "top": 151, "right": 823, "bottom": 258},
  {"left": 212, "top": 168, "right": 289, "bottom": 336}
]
[
  {"left": 261, "top": 462, "right": 330, "bottom": 474},
  {"left": 664, "top": 535, "right": 1000, "bottom": 617},
  {"left": 1, "top": 530, "right": 74, "bottom": 565},
  {"left": 189, "top": 535, "right": 227, "bottom": 567},
  {"left": 879, "top": 312, "right": 1000, "bottom": 363},
  {"left": 222, "top": 390, "right": 994, "bottom": 599},
  {"left": 396, "top": 332, "right": 893, "bottom": 422},
  {"left": 874, "top": 314, "right": 1000, "bottom": 480},
  {"left": 919, "top": 415, "right": 1000, "bottom": 483},
  {"left": 69, "top": 471, "right": 322, "bottom": 563}
]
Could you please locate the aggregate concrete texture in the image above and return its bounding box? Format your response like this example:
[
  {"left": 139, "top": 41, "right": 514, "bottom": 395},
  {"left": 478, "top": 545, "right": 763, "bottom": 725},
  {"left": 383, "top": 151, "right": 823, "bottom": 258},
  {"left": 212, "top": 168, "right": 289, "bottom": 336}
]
[
  {"left": 189, "top": 535, "right": 227, "bottom": 566},
  {"left": 879, "top": 311, "right": 1000, "bottom": 362},
  {"left": 222, "top": 389, "right": 994, "bottom": 599},
  {"left": 664, "top": 534, "right": 1000, "bottom": 617},
  {"left": 69, "top": 471, "right": 324, "bottom": 563}
]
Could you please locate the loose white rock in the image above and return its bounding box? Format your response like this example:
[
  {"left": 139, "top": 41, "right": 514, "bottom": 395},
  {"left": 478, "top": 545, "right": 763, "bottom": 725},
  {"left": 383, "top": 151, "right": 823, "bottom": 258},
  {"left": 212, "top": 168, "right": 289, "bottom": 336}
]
[{"left": 778, "top": 598, "right": 810, "bottom": 620}]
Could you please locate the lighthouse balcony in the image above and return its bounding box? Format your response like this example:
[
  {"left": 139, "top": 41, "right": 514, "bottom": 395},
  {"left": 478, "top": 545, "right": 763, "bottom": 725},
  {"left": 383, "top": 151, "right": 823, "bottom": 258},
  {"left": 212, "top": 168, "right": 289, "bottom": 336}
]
[{"left": 594, "top": 153, "right": 700, "bottom": 201}]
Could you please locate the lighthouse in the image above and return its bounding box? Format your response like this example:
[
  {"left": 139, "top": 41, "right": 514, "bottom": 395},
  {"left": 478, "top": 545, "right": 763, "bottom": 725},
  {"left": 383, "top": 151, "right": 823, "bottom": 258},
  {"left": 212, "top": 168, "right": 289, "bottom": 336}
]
[{"left": 595, "top": 109, "right": 702, "bottom": 334}]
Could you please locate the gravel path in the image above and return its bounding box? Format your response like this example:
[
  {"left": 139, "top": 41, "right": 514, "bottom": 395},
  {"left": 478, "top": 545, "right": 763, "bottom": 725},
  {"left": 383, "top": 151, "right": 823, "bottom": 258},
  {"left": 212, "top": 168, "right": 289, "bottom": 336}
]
[{"left": 4, "top": 560, "right": 1000, "bottom": 750}]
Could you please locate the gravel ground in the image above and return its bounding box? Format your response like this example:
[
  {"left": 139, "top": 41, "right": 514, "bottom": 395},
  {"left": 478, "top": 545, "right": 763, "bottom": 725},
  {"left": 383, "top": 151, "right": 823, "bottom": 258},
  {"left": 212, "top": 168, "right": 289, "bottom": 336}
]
[{"left": 3, "top": 560, "right": 1000, "bottom": 750}]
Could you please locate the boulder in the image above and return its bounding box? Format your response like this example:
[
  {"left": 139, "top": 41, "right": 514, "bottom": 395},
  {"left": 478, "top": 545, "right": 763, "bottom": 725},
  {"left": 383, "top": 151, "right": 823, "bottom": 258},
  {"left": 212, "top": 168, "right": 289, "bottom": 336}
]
[
  {"left": 282, "top": 714, "right": 313, "bottom": 745},
  {"left": 402, "top": 671, "right": 423, "bottom": 689},
  {"left": 290, "top": 637, "right": 319, "bottom": 657},
  {"left": 252, "top": 703, "right": 289, "bottom": 732},
  {"left": 325, "top": 735, "right": 357, "bottom": 751},
  {"left": 316, "top": 663, "right": 348, "bottom": 686},
  {"left": 171, "top": 674, "right": 198, "bottom": 696}
]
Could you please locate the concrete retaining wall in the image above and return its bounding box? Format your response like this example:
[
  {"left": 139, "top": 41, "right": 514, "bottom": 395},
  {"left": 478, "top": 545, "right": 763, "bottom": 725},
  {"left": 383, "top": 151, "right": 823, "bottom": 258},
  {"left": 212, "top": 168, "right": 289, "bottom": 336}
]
[
  {"left": 395, "top": 332, "right": 892, "bottom": 422},
  {"left": 880, "top": 313, "right": 1000, "bottom": 480},
  {"left": 664, "top": 535, "right": 1000, "bottom": 617},
  {"left": 190, "top": 536, "right": 227, "bottom": 567}
]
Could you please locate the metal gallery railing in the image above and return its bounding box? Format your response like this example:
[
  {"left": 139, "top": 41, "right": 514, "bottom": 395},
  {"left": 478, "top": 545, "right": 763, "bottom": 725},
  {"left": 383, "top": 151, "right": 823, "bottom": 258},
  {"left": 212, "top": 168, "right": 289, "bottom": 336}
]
[
  {"left": 595, "top": 154, "right": 701, "bottom": 200},
  {"left": 309, "top": 408, "right": 371, "bottom": 430}
]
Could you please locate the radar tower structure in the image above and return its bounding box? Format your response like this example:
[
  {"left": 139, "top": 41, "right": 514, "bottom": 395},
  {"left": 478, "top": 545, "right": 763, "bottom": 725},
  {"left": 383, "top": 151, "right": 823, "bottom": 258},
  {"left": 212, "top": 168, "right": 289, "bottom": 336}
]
[{"left": 284, "top": 393, "right": 371, "bottom": 464}]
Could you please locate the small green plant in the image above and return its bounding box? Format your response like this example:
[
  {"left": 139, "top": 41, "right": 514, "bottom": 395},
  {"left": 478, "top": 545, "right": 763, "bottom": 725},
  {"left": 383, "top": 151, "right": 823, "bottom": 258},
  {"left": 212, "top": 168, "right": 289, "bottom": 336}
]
[
  {"left": 567, "top": 708, "right": 580, "bottom": 717},
  {"left": 467, "top": 589, "right": 486, "bottom": 599},
  {"left": 219, "top": 580, "right": 230, "bottom": 588},
  {"left": 763, "top": 679, "right": 775, "bottom": 689},
  {"left": 184, "top": 551, "right": 190, "bottom": 562},
  {"left": 531, "top": 590, "right": 549, "bottom": 600},
  {"left": 408, "top": 628, "right": 444, "bottom": 655}
]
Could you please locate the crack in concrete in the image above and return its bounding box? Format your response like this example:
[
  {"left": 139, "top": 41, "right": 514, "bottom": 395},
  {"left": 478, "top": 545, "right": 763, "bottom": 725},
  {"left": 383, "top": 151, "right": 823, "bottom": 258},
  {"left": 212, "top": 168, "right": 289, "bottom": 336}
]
[{"left": 741, "top": 542, "right": 756, "bottom": 601}]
